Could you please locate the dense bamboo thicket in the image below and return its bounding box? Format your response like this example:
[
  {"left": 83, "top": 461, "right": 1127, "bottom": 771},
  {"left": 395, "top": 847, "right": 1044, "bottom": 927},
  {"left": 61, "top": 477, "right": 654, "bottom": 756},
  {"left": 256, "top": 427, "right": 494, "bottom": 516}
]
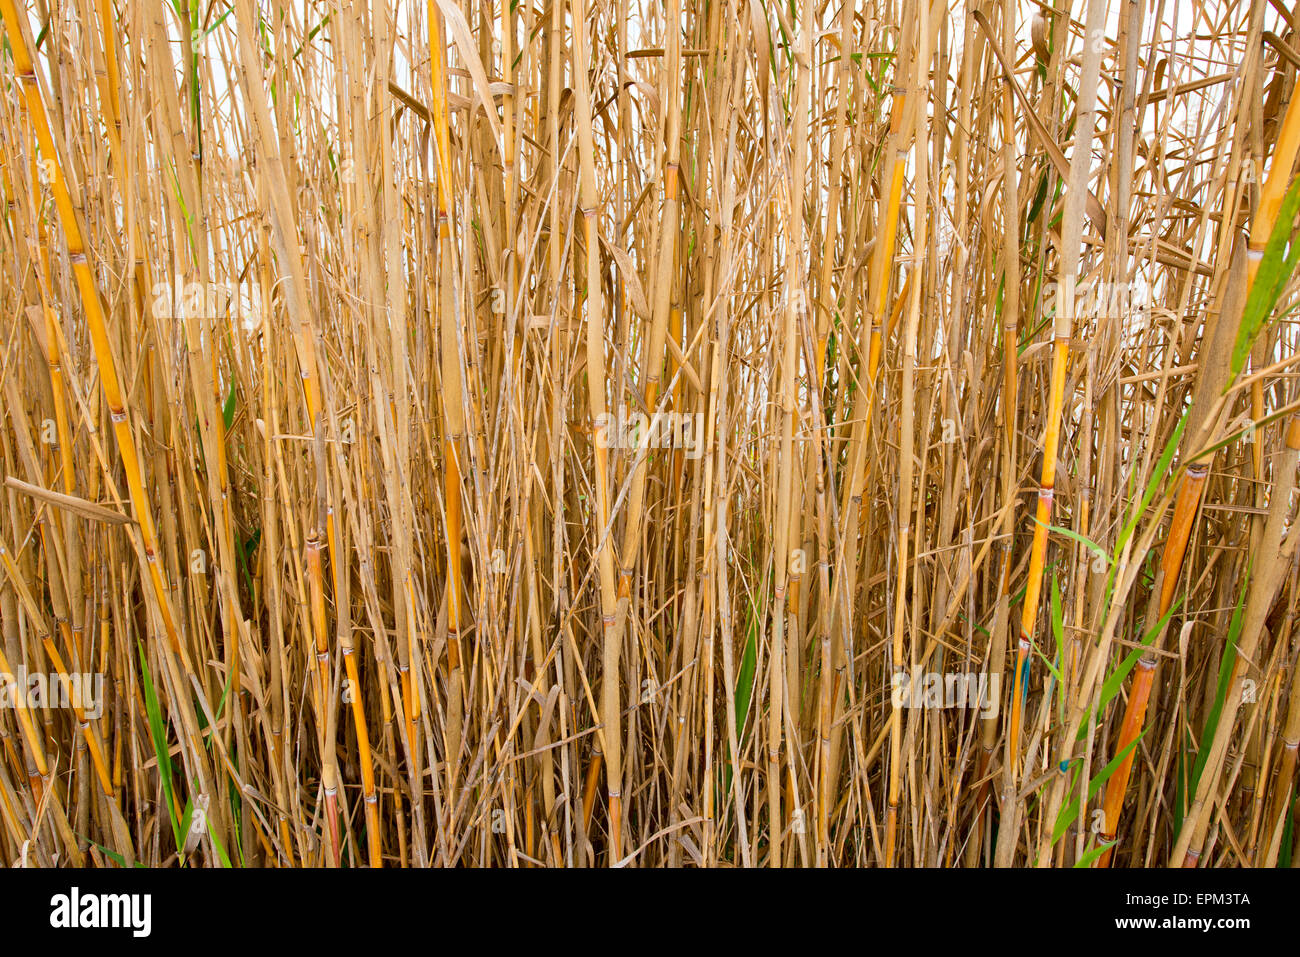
[{"left": 1, "top": 0, "right": 1300, "bottom": 868}]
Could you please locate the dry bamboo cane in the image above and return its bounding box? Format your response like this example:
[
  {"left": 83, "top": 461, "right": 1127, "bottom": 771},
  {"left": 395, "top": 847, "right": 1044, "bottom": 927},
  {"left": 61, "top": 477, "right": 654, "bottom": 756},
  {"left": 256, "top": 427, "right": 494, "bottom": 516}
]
[
  {"left": 0, "top": 0, "right": 227, "bottom": 842},
  {"left": 703, "top": 83, "right": 750, "bottom": 866},
  {"left": 782, "top": 0, "right": 815, "bottom": 868},
  {"left": 1098, "top": 85, "right": 1300, "bottom": 866},
  {"left": 824, "top": 71, "right": 911, "bottom": 802},
  {"left": 601, "top": 0, "right": 683, "bottom": 866},
  {"left": 0, "top": 0, "right": 1291, "bottom": 872},
  {"left": 428, "top": 0, "right": 467, "bottom": 823},
  {"left": 1260, "top": 616, "right": 1300, "bottom": 866},
  {"left": 764, "top": 2, "right": 813, "bottom": 866},
  {"left": 0, "top": 0, "right": 183, "bottom": 676},
  {"left": 970, "top": 0, "right": 1020, "bottom": 866},
  {"left": 614, "top": 0, "right": 681, "bottom": 607},
  {"left": 1001, "top": 0, "right": 1108, "bottom": 865},
  {"left": 811, "top": 0, "right": 855, "bottom": 869},
  {"left": 1093, "top": 465, "right": 1205, "bottom": 865},
  {"left": 1173, "top": 414, "right": 1300, "bottom": 865},
  {"left": 769, "top": 250, "right": 795, "bottom": 867},
  {"left": 886, "top": 1, "right": 931, "bottom": 868},
  {"left": 568, "top": 0, "right": 624, "bottom": 864},
  {"left": 232, "top": 0, "right": 382, "bottom": 865}
]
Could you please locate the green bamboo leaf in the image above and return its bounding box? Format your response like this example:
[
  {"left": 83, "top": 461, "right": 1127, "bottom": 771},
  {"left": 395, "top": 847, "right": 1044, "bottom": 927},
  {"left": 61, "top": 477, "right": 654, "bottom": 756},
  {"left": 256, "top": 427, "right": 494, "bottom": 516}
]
[
  {"left": 81, "top": 836, "right": 147, "bottom": 868},
  {"left": 1053, "top": 729, "right": 1147, "bottom": 844},
  {"left": 222, "top": 380, "right": 237, "bottom": 431},
  {"left": 1035, "top": 517, "right": 1108, "bottom": 563},
  {"left": 138, "top": 640, "right": 182, "bottom": 852},
  {"left": 734, "top": 601, "right": 758, "bottom": 729},
  {"left": 206, "top": 817, "right": 233, "bottom": 868},
  {"left": 1231, "top": 175, "right": 1300, "bottom": 381},
  {"left": 1101, "top": 408, "right": 1189, "bottom": 612},
  {"left": 1074, "top": 837, "right": 1117, "bottom": 868},
  {"left": 1076, "top": 595, "right": 1181, "bottom": 741}
]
